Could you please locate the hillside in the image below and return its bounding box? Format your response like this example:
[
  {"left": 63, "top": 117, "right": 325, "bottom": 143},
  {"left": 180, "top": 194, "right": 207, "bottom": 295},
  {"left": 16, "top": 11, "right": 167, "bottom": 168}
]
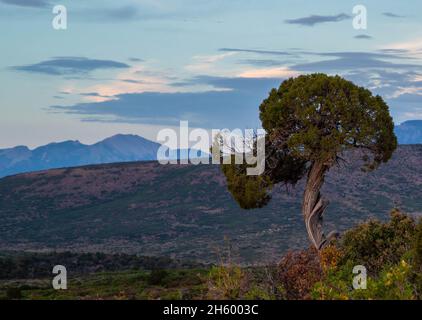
[{"left": 0, "top": 145, "right": 421, "bottom": 264}]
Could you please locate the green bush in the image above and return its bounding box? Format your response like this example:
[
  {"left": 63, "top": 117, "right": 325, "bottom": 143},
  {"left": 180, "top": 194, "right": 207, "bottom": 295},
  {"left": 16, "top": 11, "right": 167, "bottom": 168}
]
[
  {"left": 148, "top": 269, "right": 169, "bottom": 286},
  {"left": 207, "top": 265, "right": 246, "bottom": 299},
  {"left": 340, "top": 210, "right": 416, "bottom": 275},
  {"left": 312, "top": 211, "right": 420, "bottom": 300},
  {"left": 312, "top": 259, "right": 415, "bottom": 300}
]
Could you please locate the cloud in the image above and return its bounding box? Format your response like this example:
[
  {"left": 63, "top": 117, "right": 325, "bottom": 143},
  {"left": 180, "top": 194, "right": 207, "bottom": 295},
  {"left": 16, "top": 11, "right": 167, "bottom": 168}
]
[
  {"left": 216, "top": 46, "right": 422, "bottom": 111},
  {"left": 48, "top": 46, "right": 422, "bottom": 129},
  {"left": 387, "top": 93, "right": 422, "bottom": 123},
  {"left": 11, "top": 57, "right": 130, "bottom": 76},
  {"left": 219, "top": 48, "right": 291, "bottom": 56},
  {"left": 285, "top": 13, "right": 350, "bottom": 26},
  {"left": 62, "top": 63, "right": 179, "bottom": 102},
  {"left": 121, "top": 79, "right": 144, "bottom": 84},
  {"left": 221, "top": 47, "right": 415, "bottom": 61},
  {"left": 383, "top": 12, "right": 406, "bottom": 18},
  {"left": 389, "top": 87, "right": 422, "bottom": 99},
  {"left": 383, "top": 38, "right": 422, "bottom": 58},
  {"left": 94, "top": 5, "right": 140, "bottom": 21},
  {"left": 128, "top": 57, "right": 144, "bottom": 62},
  {"left": 50, "top": 90, "right": 264, "bottom": 129},
  {"left": 80, "top": 92, "right": 112, "bottom": 98},
  {"left": 292, "top": 52, "right": 422, "bottom": 72},
  {"left": 237, "top": 59, "right": 286, "bottom": 67},
  {"left": 354, "top": 34, "right": 372, "bottom": 40},
  {"left": 171, "top": 75, "right": 284, "bottom": 92},
  {"left": 49, "top": 75, "right": 294, "bottom": 128},
  {"left": 0, "top": 0, "right": 48, "bottom": 7},
  {"left": 238, "top": 67, "right": 298, "bottom": 79},
  {"left": 185, "top": 52, "right": 236, "bottom": 73}
]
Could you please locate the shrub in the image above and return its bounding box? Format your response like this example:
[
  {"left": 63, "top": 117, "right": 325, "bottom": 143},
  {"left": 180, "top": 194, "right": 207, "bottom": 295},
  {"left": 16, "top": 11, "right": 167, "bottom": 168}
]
[
  {"left": 340, "top": 209, "right": 416, "bottom": 275},
  {"left": 276, "top": 248, "right": 323, "bottom": 299},
  {"left": 319, "top": 245, "right": 343, "bottom": 272},
  {"left": 312, "top": 259, "right": 415, "bottom": 300},
  {"left": 312, "top": 211, "right": 420, "bottom": 300},
  {"left": 207, "top": 265, "right": 246, "bottom": 299},
  {"left": 148, "top": 269, "right": 169, "bottom": 286}
]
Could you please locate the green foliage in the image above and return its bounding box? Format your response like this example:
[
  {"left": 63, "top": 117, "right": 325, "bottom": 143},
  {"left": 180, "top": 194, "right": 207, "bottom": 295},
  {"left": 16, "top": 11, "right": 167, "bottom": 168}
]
[
  {"left": 207, "top": 265, "right": 246, "bottom": 299},
  {"left": 0, "top": 269, "right": 208, "bottom": 300},
  {"left": 259, "top": 73, "right": 397, "bottom": 169},
  {"left": 221, "top": 156, "right": 273, "bottom": 209},
  {"left": 312, "top": 259, "right": 415, "bottom": 300},
  {"left": 340, "top": 210, "right": 416, "bottom": 274},
  {"left": 160, "top": 290, "right": 184, "bottom": 300},
  {"left": 312, "top": 211, "right": 420, "bottom": 300},
  {"left": 0, "top": 251, "right": 202, "bottom": 280},
  {"left": 0, "top": 212, "right": 419, "bottom": 300},
  {"left": 243, "top": 285, "right": 277, "bottom": 300},
  {"left": 207, "top": 264, "right": 284, "bottom": 300},
  {"left": 222, "top": 73, "right": 397, "bottom": 212},
  {"left": 148, "top": 269, "right": 170, "bottom": 286},
  {"left": 414, "top": 219, "right": 422, "bottom": 268}
]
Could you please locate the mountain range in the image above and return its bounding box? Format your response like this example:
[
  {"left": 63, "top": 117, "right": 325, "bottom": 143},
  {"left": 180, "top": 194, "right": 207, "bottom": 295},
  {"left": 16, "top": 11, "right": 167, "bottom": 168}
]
[
  {"left": 0, "top": 134, "right": 204, "bottom": 178},
  {"left": 0, "top": 120, "right": 421, "bottom": 178}
]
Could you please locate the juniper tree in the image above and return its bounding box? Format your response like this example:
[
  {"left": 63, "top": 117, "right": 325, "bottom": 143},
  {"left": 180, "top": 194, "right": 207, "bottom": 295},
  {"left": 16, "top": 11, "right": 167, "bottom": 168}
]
[{"left": 222, "top": 74, "right": 397, "bottom": 250}]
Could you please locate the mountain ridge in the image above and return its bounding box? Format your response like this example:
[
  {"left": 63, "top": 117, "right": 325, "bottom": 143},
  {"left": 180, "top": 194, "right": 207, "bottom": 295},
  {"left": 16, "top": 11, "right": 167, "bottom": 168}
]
[
  {"left": 0, "top": 120, "right": 421, "bottom": 178},
  {"left": 0, "top": 135, "right": 160, "bottom": 178}
]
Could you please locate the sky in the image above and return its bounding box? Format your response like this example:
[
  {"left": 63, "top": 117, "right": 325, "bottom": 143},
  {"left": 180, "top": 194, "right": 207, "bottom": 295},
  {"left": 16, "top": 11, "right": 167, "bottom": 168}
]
[{"left": 1, "top": 0, "right": 422, "bottom": 148}]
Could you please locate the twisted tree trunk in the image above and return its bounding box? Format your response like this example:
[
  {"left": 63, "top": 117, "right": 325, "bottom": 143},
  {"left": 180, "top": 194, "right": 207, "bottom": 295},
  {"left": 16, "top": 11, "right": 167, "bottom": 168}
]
[{"left": 302, "top": 161, "right": 337, "bottom": 250}]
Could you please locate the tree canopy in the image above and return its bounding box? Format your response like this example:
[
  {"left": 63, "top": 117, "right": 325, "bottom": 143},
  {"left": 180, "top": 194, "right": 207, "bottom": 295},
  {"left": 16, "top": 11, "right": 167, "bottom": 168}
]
[{"left": 222, "top": 73, "right": 397, "bottom": 249}]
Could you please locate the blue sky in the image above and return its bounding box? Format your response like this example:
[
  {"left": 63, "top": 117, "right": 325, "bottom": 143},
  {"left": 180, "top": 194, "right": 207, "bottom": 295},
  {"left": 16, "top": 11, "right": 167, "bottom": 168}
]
[{"left": 1, "top": 0, "right": 422, "bottom": 148}]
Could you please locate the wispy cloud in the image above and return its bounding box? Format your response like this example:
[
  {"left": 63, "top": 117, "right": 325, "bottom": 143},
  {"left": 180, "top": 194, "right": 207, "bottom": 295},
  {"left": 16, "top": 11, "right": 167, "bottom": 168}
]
[
  {"left": 219, "top": 48, "right": 291, "bottom": 56},
  {"left": 65, "top": 63, "right": 177, "bottom": 102},
  {"left": 185, "top": 52, "right": 236, "bottom": 74},
  {"left": 11, "top": 57, "right": 130, "bottom": 76},
  {"left": 50, "top": 89, "right": 265, "bottom": 129},
  {"left": 383, "top": 12, "right": 406, "bottom": 18},
  {"left": 383, "top": 38, "right": 422, "bottom": 57},
  {"left": 354, "top": 34, "right": 373, "bottom": 40},
  {"left": 292, "top": 52, "right": 422, "bottom": 72},
  {"left": 128, "top": 57, "right": 144, "bottom": 62},
  {"left": 94, "top": 5, "right": 140, "bottom": 21},
  {"left": 238, "top": 67, "right": 298, "bottom": 79},
  {"left": 285, "top": 13, "right": 350, "bottom": 26}
]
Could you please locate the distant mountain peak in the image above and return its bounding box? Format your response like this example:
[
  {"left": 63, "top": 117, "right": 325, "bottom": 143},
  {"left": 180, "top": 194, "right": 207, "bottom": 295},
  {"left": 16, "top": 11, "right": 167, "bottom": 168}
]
[
  {"left": 399, "top": 120, "right": 422, "bottom": 126},
  {"left": 395, "top": 120, "right": 422, "bottom": 144},
  {"left": 0, "top": 134, "right": 160, "bottom": 178}
]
